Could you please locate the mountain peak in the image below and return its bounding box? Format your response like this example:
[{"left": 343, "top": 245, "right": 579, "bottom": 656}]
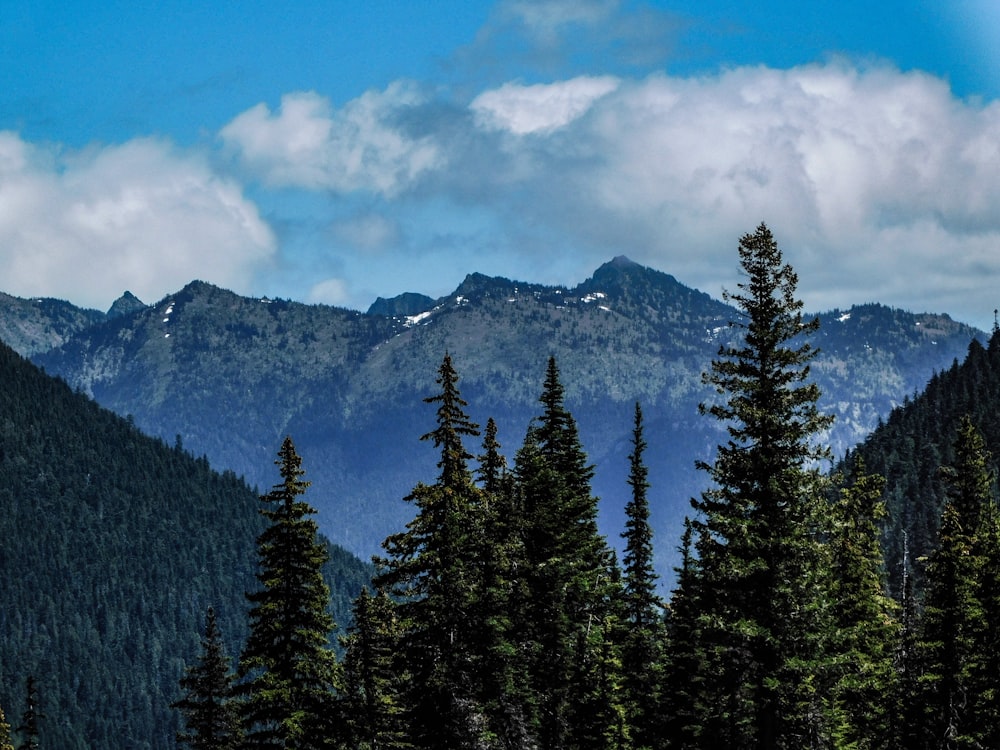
[{"left": 107, "top": 291, "right": 146, "bottom": 319}]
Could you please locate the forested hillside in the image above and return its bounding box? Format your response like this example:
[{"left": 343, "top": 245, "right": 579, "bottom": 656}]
[
  {"left": 0, "top": 341, "right": 371, "bottom": 749},
  {"left": 848, "top": 332, "right": 1000, "bottom": 593}
]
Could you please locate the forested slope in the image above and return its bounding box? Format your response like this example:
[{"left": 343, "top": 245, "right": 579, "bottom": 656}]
[
  {"left": 0, "top": 341, "right": 371, "bottom": 749},
  {"left": 848, "top": 331, "right": 1000, "bottom": 593}
]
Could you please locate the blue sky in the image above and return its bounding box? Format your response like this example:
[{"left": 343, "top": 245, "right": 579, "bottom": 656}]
[{"left": 2, "top": 0, "right": 1000, "bottom": 329}]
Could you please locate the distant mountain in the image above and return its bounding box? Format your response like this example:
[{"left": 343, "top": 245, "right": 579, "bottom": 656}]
[
  {"left": 0, "top": 340, "right": 371, "bottom": 749},
  {"left": 17, "top": 259, "right": 985, "bottom": 578},
  {"left": 367, "top": 291, "right": 436, "bottom": 317},
  {"left": 106, "top": 290, "right": 148, "bottom": 319},
  {"left": 0, "top": 291, "right": 104, "bottom": 357}
]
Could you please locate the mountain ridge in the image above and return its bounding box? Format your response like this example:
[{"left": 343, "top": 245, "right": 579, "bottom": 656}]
[{"left": 4, "top": 260, "right": 985, "bottom": 576}]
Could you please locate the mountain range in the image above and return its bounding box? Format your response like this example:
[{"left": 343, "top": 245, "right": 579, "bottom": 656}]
[{"left": 3, "top": 257, "right": 985, "bottom": 576}]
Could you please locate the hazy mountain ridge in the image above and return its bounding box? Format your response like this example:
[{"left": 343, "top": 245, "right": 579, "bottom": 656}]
[
  {"left": 10, "top": 259, "right": 985, "bottom": 573},
  {"left": 0, "top": 291, "right": 105, "bottom": 357}
]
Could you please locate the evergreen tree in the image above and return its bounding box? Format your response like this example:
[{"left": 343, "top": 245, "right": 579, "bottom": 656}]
[
  {"left": 174, "top": 607, "right": 243, "bottom": 750},
  {"left": 689, "top": 223, "right": 835, "bottom": 748},
  {"left": 475, "top": 418, "right": 537, "bottom": 749},
  {"left": 619, "top": 402, "right": 664, "bottom": 749},
  {"left": 14, "top": 677, "right": 40, "bottom": 750},
  {"left": 827, "top": 461, "right": 899, "bottom": 749},
  {"left": 239, "top": 436, "right": 339, "bottom": 750},
  {"left": 340, "top": 587, "right": 410, "bottom": 750},
  {"left": 374, "top": 354, "right": 487, "bottom": 749},
  {"left": 915, "top": 416, "right": 993, "bottom": 748},
  {"left": 0, "top": 705, "right": 13, "bottom": 750},
  {"left": 662, "top": 519, "right": 708, "bottom": 748},
  {"left": 514, "top": 356, "right": 618, "bottom": 750}
]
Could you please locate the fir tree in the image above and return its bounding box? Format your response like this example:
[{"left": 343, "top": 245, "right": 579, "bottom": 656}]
[
  {"left": 662, "top": 519, "right": 708, "bottom": 747},
  {"left": 619, "top": 402, "right": 664, "bottom": 749},
  {"left": 15, "top": 677, "right": 41, "bottom": 750},
  {"left": 827, "top": 461, "right": 899, "bottom": 749},
  {"left": 475, "top": 417, "right": 537, "bottom": 749},
  {"left": 514, "top": 356, "right": 618, "bottom": 750},
  {"left": 689, "top": 223, "right": 835, "bottom": 748},
  {"left": 174, "top": 607, "right": 243, "bottom": 750},
  {"left": 374, "top": 354, "right": 487, "bottom": 749},
  {"left": 340, "top": 587, "right": 410, "bottom": 750},
  {"left": 239, "top": 436, "right": 339, "bottom": 750},
  {"left": 915, "top": 416, "right": 994, "bottom": 748}
]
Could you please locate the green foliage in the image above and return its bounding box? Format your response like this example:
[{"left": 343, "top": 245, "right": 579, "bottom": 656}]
[
  {"left": 375, "top": 354, "right": 492, "bottom": 748},
  {"left": 912, "top": 417, "right": 994, "bottom": 748},
  {"left": 619, "top": 402, "right": 665, "bottom": 749},
  {"left": 173, "top": 608, "right": 242, "bottom": 750},
  {"left": 14, "top": 677, "right": 40, "bottom": 750},
  {"left": 0, "top": 705, "right": 12, "bottom": 750},
  {"left": 515, "top": 357, "right": 620, "bottom": 749},
  {"left": 688, "top": 223, "right": 837, "bottom": 748},
  {"left": 340, "top": 588, "right": 411, "bottom": 750},
  {"left": 0, "top": 338, "right": 371, "bottom": 748},
  {"left": 827, "top": 462, "right": 899, "bottom": 749},
  {"left": 239, "top": 437, "right": 340, "bottom": 749}
]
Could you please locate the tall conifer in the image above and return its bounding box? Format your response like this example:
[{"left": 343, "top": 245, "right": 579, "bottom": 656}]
[
  {"left": 915, "top": 416, "right": 993, "bottom": 748},
  {"left": 620, "top": 402, "right": 664, "bottom": 749},
  {"left": 689, "top": 223, "right": 835, "bottom": 748},
  {"left": 827, "top": 462, "right": 899, "bottom": 748},
  {"left": 514, "top": 357, "right": 617, "bottom": 749},
  {"left": 239, "top": 437, "right": 339, "bottom": 749},
  {"left": 15, "top": 677, "right": 41, "bottom": 750},
  {"left": 375, "top": 354, "right": 487, "bottom": 749},
  {"left": 174, "top": 607, "right": 243, "bottom": 750},
  {"left": 340, "top": 587, "right": 410, "bottom": 750}
]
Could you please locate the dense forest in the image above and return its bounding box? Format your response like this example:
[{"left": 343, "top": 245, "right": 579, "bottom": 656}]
[
  {"left": 5, "top": 223, "right": 1000, "bottom": 748},
  {"left": 0, "top": 341, "right": 371, "bottom": 749}
]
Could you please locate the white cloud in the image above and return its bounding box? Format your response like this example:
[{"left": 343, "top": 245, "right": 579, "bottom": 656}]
[
  {"left": 307, "top": 277, "right": 350, "bottom": 306},
  {"left": 471, "top": 76, "right": 619, "bottom": 134},
  {"left": 500, "top": 0, "right": 619, "bottom": 37},
  {"left": 0, "top": 132, "right": 275, "bottom": 309},
  {"left": 220, "top": 84, "right": 443, "bottom": 196},
  {"left": 459, "top": 63, "right": 1000, "bottom": 326},
  {"left": 219, "top": 61, "right": 1000, "bottom": 329},
  {"left": 331, "top": 213, "right": 402, "bottom": 251}
]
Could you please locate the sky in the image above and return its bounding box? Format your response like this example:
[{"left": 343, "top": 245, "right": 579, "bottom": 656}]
[{"left": 2, "top": 1, "right": 1000, "bottom": 330}]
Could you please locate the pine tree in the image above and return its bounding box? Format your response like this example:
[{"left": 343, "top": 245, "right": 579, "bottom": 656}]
[
  {"left": 374, "top": 353, "right": 487, "bottom": 749},
  {"left": 0, "top": 705, "right": 13, "bottom": 750},
  {"left": 619, "top": 402, "right": 664, "bottom": 749},
  {"left": 174, "top": 607, "right": 243, "bottom": 750},
  {"left": 15, "top": 676, "right": 41, "bottom": 750},
  {"left": 915, "top": 416, "right": 993, "bottom": 748},
  {"left": 662, "top": 519, "right": 708, "bottom": 747},
  {"left": 239, "top": 436, "right": 339, "bottom": 750},
  {"left": 827, "top": 461, "right": 899, "bottom": 749},
  {"left": 972, "top": 500, "right": 1000, "bottom": 747},
  {"left": 475, "top": 417, "right": 537, "bottom": 749},
  {"left": 340, "top": 587, "right": 410, "bottom": 750},
  {"left": 689, "top": 223, "right": 836, "bottom": 748},
  {"left": 514, "top": 356, "right": 618, "bottom": 750}
]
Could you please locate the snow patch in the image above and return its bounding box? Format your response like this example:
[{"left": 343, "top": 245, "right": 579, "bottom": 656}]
[
  {"left": 582, "top": 291, "right": 607, "bottom": 304},
  {"left": 405, "top": 311, "right": 433, "bottom": 327},
  {"left": 837, "top": 312, "right": 851, "bottom": 323}
]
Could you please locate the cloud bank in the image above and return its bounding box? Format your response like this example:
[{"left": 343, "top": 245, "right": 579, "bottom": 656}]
[
  {"left": 221, "top": 62, "right": 1000, "bottom": 327},
  {"left": 0, "top": 132, "right": 275, "bottom": 309},
  {"left": 4, "top": 58, "right": 1000, "bottom": 329}
]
